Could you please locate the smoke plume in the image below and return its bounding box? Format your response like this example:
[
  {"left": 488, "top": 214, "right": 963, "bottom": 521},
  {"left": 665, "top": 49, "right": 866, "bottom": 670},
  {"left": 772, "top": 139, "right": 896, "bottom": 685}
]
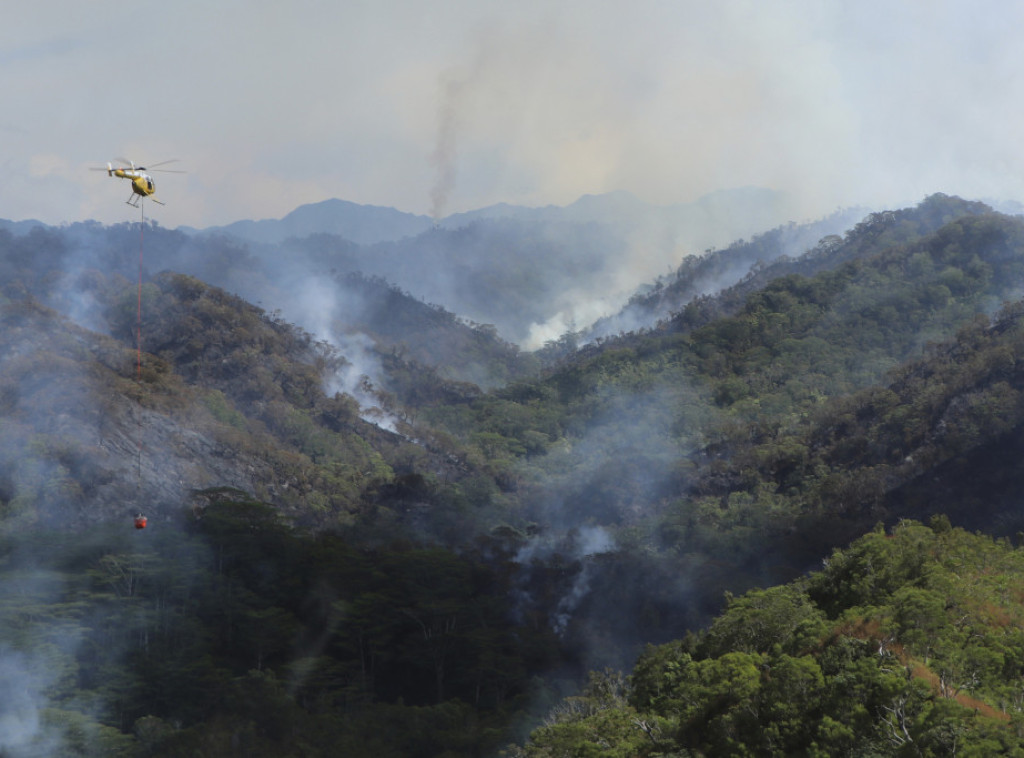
[{"left": 429, "top": 74, "right": 468, "bottom": 222}]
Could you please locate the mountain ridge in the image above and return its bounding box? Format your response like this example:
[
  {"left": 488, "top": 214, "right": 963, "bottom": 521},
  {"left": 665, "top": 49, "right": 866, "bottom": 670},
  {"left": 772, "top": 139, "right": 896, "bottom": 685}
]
[{"left": 178, "top": 186, "right": 802, "bottom": 247}]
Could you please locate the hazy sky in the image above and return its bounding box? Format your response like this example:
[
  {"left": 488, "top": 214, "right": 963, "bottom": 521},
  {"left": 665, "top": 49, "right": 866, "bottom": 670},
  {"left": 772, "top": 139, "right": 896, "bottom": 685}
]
[{"left": 5, "top": 0, "right": 1024, "bottom": 228}]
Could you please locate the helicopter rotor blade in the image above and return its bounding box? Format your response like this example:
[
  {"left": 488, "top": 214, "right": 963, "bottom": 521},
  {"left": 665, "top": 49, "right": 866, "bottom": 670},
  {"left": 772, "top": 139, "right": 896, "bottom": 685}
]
[
  {"left": 146, "top": 159, "right": 185, "bottom": 174},
  {"left": 111, "top": 158, "right": 185, "bottom": 174}
]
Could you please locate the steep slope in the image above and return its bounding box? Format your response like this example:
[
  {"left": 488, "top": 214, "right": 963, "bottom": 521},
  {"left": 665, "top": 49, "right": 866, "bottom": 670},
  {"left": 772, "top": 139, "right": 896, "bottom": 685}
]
[
  {"left": 666, "top": 206, "right": 1024, "bottom": 545},
  {"left": 583, "top": 204, "right": 870, "bottom": 340},
  {"left": 0, "top": 297, "right": 278, "bottom": 527},
  {"left": 582, "top": 194, "right": 991, "bottom": 346},
  {"left": 327, "top": 271, "right": 534, "bottom": 388},
  {"left": 0, "top": 269, "right": 501, "bottom": 536}
]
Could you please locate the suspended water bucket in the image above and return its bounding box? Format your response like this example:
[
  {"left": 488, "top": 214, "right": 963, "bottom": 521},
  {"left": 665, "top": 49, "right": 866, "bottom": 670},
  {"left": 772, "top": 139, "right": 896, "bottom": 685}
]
[{"left": 133, "top": 514, "right": 148, "bottom": 530}]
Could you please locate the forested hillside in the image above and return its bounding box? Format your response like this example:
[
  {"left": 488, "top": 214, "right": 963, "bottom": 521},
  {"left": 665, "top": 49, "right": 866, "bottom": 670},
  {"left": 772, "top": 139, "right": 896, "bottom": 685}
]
[
  {"left": 517, "top": 519, "right": 1024, "bottom": 756},
  {"left": 582, "top": 203, "right": 868, "bottom": 342},
  {"left": 5, "top": 193, "right": 1024, "bottom": 754}
]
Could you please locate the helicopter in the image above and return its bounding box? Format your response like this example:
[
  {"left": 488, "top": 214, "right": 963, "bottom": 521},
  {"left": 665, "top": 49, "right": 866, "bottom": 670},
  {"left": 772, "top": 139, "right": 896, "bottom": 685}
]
[{"left": 94, "top": 158, "right": 183, "bottom": 206}]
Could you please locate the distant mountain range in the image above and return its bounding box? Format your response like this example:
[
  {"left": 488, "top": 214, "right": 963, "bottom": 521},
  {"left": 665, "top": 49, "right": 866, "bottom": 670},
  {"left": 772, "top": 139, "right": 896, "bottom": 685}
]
[
  {"left": 1, "top": 189, "right": 868, "bottom": 357},
  {"left": 168, "top": 187, "right": 860, "bottom": 348},
  {"left": 182, "top": 198, "right": 435, "bottom": 245},
  {"left": 181, "top": 187, "right": 802, "bottom": 249}
]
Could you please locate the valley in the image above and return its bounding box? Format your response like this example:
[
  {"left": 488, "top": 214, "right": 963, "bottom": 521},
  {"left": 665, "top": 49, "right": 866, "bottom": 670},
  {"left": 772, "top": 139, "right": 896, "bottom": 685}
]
[{"left": 3, "top": 192, "right": 1024, "bottom": 755}]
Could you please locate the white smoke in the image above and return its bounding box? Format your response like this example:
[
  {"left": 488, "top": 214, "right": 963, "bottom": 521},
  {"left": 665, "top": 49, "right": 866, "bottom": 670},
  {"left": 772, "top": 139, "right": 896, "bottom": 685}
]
[
  {"left": 263, "top": 270, "right": 402, "bottom": 432},
  {"left": 326, "top": 331, "right": 399, "bottom": 433},
  {"left": 0, "top": 565, "right": 98, "bottom": 757},
  {"left": 515, "top": 525, "right": 616, "bottom": 637},
  {"left": 0, "top": 647, "right": 55, "bottom": 756}
]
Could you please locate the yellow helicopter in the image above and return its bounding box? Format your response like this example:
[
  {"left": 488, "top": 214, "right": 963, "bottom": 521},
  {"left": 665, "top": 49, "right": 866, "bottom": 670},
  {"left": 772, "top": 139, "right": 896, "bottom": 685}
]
[{"left": 94, "top": 158, "right": 183, "bottom": 206}]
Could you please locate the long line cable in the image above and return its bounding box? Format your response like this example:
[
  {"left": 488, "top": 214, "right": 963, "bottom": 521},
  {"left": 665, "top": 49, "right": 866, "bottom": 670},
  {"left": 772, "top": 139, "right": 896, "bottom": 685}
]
[
  {"left": 137, "top": 202, "right": 144, "bottom": 381},
  {"left": 136, "top": 201, "right": 144, "bottom": 495}
]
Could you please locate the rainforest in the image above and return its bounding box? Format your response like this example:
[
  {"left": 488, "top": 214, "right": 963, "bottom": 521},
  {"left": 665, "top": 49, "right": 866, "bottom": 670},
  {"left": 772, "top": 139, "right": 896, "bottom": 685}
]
[{"left": 5, "top": 192, "right": 1024, "bottom": 756}]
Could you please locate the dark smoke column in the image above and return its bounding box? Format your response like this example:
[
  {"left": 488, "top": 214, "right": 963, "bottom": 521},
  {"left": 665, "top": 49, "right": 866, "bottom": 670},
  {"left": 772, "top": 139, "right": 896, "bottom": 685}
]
[{"left": 429, "top": 75, "right": 465, "bottom": 223}]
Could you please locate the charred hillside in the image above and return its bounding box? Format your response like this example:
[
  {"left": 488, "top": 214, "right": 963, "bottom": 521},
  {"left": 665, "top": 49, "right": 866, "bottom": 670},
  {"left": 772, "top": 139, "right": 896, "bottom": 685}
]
[
  {"left": 0, "top": 296, "right": 276, "bottom": 527},
  {"left": 0, "top": 271, "right": 496, "bottom": 536}
]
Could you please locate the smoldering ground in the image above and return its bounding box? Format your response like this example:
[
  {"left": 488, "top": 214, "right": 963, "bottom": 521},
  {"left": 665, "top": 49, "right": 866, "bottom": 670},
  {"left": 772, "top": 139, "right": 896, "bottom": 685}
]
[
  {"left": 508, "top": 524, "right": 715, "bottom": 675},
  {"left": 499, "top": 372, "right": 721, "bottom": 673}
]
